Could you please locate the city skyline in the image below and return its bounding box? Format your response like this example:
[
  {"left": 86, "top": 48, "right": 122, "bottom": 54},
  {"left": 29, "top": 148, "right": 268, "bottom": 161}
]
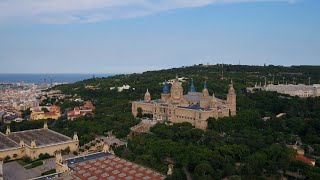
[{"left": 0, "top": 0, "right": 319, "bottom": 73}]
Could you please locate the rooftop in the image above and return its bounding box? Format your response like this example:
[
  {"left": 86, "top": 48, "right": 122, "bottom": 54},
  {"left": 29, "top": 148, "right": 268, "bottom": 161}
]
[
  {"left": 63, "top": 152, "right": 166, "bottom": 180},
  {"left": 266, "top": 84, "right": 317, "bottom": 91},
  {"left": 183, "top": 92, "right": 203, "bottom": 103},
  {"left": 295, "top": 154, "right": 316, "bottom": 166},
  {"left": 0, "top": 128, "right": 72, "bottom": 150},
  {"left": 178, "top": 104, "right": 203, "bottom": 110},
  {"left": 0, "top": 133, "right": 19, "bottom": 150}
]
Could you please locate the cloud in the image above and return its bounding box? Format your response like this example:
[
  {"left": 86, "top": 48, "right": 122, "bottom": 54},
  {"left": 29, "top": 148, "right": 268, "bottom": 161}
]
[{"left": 0, "top": 0, "right": 296, "bottom": 24}]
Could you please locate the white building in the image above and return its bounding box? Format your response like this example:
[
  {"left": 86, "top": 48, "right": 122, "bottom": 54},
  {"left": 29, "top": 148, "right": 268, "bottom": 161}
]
[{"left": 249, "top": 83, "right": 320, "bottom": 98}]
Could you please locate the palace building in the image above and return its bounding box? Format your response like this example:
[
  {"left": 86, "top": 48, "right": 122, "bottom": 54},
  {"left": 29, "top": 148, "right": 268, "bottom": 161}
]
[
  {"left": 132, "top": 76, "right": 236, "bottom": 130},
  {"left": 0, "top": 122, "right": 79, "bottom": 160},
  {"left": 264, "top": 84, "right": 320, "bottom": 98}
]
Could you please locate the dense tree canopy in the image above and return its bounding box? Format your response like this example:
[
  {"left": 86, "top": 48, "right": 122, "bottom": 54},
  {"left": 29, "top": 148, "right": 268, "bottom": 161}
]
[{"left": 2, "top": 64, "right": 320, "bottom": 179}]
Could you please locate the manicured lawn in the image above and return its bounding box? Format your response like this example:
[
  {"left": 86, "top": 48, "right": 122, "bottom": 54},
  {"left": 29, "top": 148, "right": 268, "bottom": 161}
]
[
  {"left": 41, "top": 169, "right": 56, "bottom": 176},
  {"left": 16, "top": 159, "right": 29, "bottom": 166},
  {"left": 25, "top": 161, "right": 43, "bottom": 169}
]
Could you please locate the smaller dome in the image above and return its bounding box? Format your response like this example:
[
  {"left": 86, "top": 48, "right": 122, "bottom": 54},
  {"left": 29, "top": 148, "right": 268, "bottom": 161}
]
[
  {"left": 211, "top": 92, "right": 216, "bottom": 102},
  {"left": 163, "top": 82, "right": 170, "bottom": 94},
  {"left": 145, "top": 89, "right": 150, "bottom": 95},
  {"left": 172, "top": 75, "right": 181, "bottom": 88},
  {"left": 202, "top": 81, "right": 209, "bottom": 97},
  {"left": 228, "top": 80, "right": 235, "bottom": 94},
  {"left": 144, "top": 89, "right": 151, "bottom": 102},
  {"left": 202, "top": 88, "right": 209, "bottom": 97}
]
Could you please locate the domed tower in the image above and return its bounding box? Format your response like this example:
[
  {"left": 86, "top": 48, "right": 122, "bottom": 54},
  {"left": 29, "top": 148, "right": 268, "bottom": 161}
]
[
  {"left": 170, "top": 75, "right": 183, "bottom": 103},
  {"left": 210, "top": 92, "right": 217, "bottom": 108},
  {"left": 227, "top": 80, "right": 236, "bottom": 116},
  {"left": 200, "top": 81, "right": 210, "bottom": 108},
  {"left": 161, "top": 81, "right": 170, "bottom": 102},
  {"left": 144, "top": 89, "right": 151, "bottom": 102},
  {"left": 202, "top": 81, "right": 209, "bottom": 97}
]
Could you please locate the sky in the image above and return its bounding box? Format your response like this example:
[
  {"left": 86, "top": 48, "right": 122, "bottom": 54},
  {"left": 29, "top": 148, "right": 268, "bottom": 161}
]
[{"left": 0, "top": 0, "right": 319, "bottom": 74}]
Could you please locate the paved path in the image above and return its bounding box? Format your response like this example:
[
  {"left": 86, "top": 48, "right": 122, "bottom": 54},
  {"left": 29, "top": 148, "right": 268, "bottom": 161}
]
[
  {"left": 96, "top": 135, "right": 127, "bottom": 147},
  {"left": 3, "top": 154, "right": 74, "bottom": 180},
  {"left": 3, "top": 161, "right": 26, "bottom": 180}
]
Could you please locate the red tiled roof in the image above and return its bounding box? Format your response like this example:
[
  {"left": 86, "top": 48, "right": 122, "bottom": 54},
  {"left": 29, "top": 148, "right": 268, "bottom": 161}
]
[
  {"left": 44, "top": 112, "right": 58, "bottom": 116},
  {"left": 70, "top": 155, "right": 165, "bottom": 180},
  {"left": 295, "top": 154, "right": 315, "bottom": 166}
]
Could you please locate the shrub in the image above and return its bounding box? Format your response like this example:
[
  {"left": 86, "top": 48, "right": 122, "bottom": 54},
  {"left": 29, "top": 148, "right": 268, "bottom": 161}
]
[
  {"left": 38, "top": 153, "right": 51, "bottom": 160},
  {"left": 41, "top": 169, "right": 56, "bottom": 176},
  {"left": 4, "top": 155, "right": 11, "bottom": 162},
  {"left": 25, "top": 161, "right": 43, "bottom": 169},
  {"left": 61, "top": 146, "right": 70, "bottom": 155}
]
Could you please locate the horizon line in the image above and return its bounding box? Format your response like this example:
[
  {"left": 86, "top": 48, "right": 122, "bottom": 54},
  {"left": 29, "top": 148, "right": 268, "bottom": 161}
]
[{"left": 1, "top": 64, "right": 320, "bottom": 74}]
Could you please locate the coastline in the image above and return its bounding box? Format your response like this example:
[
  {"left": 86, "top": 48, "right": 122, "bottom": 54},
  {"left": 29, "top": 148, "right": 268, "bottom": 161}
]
[{"left": 0, "top": 73, "right": 112, "bottom": 84}]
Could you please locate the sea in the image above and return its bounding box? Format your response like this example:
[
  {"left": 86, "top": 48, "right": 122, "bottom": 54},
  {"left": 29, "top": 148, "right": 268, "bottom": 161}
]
[{"left": 0, "top": 74, "right": 113, "bottom": 84}]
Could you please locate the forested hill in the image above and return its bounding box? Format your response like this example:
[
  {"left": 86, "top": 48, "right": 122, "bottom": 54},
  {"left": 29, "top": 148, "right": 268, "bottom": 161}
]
[
  {"left": 53, "top": 64, "right": 320, "bottom": 116},
  {"left": 54, "top": 64, "right": 320, "bottom": 100},
  {"left": 48, "top": 64, "right": 320, "bottom": 179}
]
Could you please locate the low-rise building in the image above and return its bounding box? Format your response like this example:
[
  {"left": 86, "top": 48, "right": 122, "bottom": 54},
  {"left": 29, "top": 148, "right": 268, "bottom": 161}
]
[
  {"left": 30, "top": 105, "right": 61, "bottom": 120},
  {"left": 248, "top": 84, "right": 320, "bottom": 98},
  {"left": 0, "top": 122, "right": 79, "bottom": 160},
  {"left": 110, "top": 85, "right": 131, "bottom": 92},
  {"left": 67, "top": 101, "right": 95, "bottom": 120},
  {"left": 265, "top": 84, "right": 320, "bottom": 97},
  {"left": 288, "top": 144, "right": 316, "bottom": 166}
]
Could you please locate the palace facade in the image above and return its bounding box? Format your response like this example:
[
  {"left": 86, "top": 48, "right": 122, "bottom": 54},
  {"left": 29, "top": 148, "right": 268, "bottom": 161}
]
[
  {"left": 132, "top": 76, "right": 236, "bottom": 130},
  {"left": 264, "top": 84, "right": 320, "bottom": 98},
  {"left": 0, "top": 122, "right": 79, "bottom": 160}
]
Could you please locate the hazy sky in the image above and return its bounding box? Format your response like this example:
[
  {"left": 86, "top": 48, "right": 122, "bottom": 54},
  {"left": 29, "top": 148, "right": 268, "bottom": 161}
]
[{"left": 0, "top": 0, "right": 319, "bottom": 73}]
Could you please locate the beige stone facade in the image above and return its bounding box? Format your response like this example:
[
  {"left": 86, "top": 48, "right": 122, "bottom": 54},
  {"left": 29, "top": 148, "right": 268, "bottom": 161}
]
[
  {"left": 0, "top": 158, "right": 3, "bottom": 180},
  {"left": 67, "top": 100, "right": 95, "bottom": 120},
  {"left": 248, "top": 84, "right": 320, "bottom": 98},
  {"left": 132, "top": 76, "right": 236, "bottom": 130},
  {"left": 0, "top": 123, "right": 79, "bottom": 160},
  {"left": 30, "top": 105, "right": 61, "bottom": 121}
]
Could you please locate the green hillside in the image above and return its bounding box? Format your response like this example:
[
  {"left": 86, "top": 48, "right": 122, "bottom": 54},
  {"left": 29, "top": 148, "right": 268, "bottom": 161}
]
[{"left": 4, "top": 64, "right": 320, "bottom": 179}]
